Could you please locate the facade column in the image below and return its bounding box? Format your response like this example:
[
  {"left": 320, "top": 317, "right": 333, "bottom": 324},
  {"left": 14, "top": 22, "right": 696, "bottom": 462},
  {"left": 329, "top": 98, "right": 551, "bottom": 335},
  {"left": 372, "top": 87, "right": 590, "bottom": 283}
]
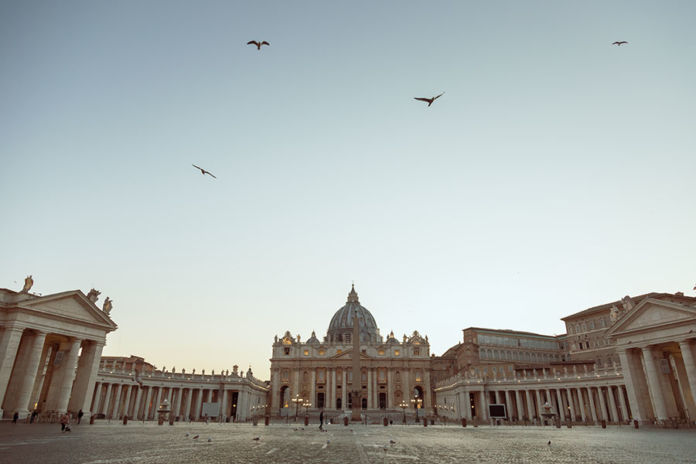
[
  {"left": 535, "top": 390, "right": 543, "bottom": 418},
  {"left": 641, "top": 346, "right": 669, "bottom": 420},
  {"left": 0, "top": 327, "right": 25, "bottom": 416},
  {"left": 72, "top": 341, "right": 105, "bottom": 418},
  {"left": 341, "top": 370, "right": 347, "bottom": 409},
  {"left": 386, "top": 369, "right": 393, "bottom": 408},
  {"left": 366, "top": 369, "right": 372, "bottom": 409},
  {"left": 463, "top": 391, "right": 472, "bottom": 420},
  {"left": 678, "top": 340, "right": 696, "bottom": 409},
  {"left": 597, "top": 387, "right": 608, "bottom": 421},
  {"left": 575, "top": 388, "right": 586, "bottom": 422},
  {"left": 219, "top": 389, "right": 227, "bottom": 420},
  {"left": 310, "top": 370, "right": 316, "bottom": 408},
  {"left": 607, "top": 386, "right": 619, "bottom": 422},
  {"left": 44, "top": 338, "right": 82, "bottom": 414},
  {"left": 5, "top": 330, "right": 46, "bottom": 418},
  {"left": 133, "top": 386, "right": 144, "bottom": 420}
]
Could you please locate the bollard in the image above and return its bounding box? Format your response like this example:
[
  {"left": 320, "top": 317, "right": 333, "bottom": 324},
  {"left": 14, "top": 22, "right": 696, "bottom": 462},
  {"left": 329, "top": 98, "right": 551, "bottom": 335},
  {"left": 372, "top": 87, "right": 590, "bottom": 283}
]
[
  {"left": 423, "top": 417, "right": 427, "bottom": 427},
  {"left": 555, "top": 419, "right": 561, "bottom": 428},
  {"left": 633, "top": 419, "right": 639, "bottom": 429},
  {"left": 89, "top": 415, "right": 95, "bottom": 425},
  {"left": 169, "top": 415, "right": 175, "bottom": 425},
  {"left": 343, "top": 416, "right": 349, "bottom": 426},
  {"left": 304, "top": 415, "right": 309, "bottom": 427},
  {"left": 461, "top": 418, "right": 467, "bottom": 427},
  {"left": 123, "top": 415, "right": 128, "bottom": 425},
  {"left": 253, "top": 417, "right": 258, "bottom": 426},
  {"left": 566, "top": 420, "right": 572, "bottom": 428},
  {"left": 383, "top": 417, "right": 388, "bottom": 426},
  {"left": 601, "top": 419, "right": 606, "bottom": 429},
  {"left": 265, "top": 415, "right": 270, "bottom": 426},
  {"left": 158, "top": 416, "right": 164, "bottom": 426}
]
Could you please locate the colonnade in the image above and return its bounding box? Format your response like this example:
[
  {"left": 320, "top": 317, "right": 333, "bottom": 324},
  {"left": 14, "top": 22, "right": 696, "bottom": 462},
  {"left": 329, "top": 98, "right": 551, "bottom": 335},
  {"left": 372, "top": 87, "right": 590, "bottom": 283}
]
[
  {"left": 619, "top": 339, "right": 696, "bottom": 423},
  {"left": 0, "top": 326, "right": 104, "bottom": 419},
  {"left": 442, "top": 384, "right": 631, "bottom": 424}
]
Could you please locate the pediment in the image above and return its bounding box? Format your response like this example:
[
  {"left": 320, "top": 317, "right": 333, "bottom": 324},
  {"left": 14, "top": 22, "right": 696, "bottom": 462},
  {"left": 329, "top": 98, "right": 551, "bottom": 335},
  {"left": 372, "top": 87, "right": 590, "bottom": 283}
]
[
  {"left": 19, "top": 291, "right": 116, "bottom": 330},
  {"left": 330, "top": 349, "right": 373, "bottom": 360},
  {"left": 607, "top": 298, "right": 696, "bottom": 337}
]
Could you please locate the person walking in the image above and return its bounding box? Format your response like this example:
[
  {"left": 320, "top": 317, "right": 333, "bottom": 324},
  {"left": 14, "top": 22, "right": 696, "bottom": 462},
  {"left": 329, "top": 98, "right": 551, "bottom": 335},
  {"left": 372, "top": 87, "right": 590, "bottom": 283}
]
[
  {"left": 12, "top": 412, "right": 19, "bottom": 424},
  {"left": 319, "top": 409, "right": 324, "bottom": 431},
  {"left": 77, "top": 409, "right": 84, "bottom": 424}
]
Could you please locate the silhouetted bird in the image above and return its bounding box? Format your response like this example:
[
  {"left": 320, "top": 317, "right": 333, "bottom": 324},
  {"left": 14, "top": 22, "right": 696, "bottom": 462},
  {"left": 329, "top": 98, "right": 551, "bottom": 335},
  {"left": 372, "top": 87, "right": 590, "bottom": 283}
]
[
  {"left": 389, "top": 439, "right": 396, "bottom": 445},
  {"left": 612, "top": 41, "right": 628, "bottom": 46},
  {"left": 253, "top": 437, "right": 261, "bottom": 441},
  {"left": 193, "top": 435, "right": 200, "bottom": 440},
  {"left": 547, "top": 440, "right": 551, "bottom": 446},
  {"left": 247, "top": 40, "right": 270, "bottom": 50},
  {"left": 192, "top": 164, "right": 217, "bottom": 179},
  {"left": 414, "top": 92, "right": 445, "bottom": 107},
  {"left": 207, "top": 438, "right": 212, "bottom": 442}
]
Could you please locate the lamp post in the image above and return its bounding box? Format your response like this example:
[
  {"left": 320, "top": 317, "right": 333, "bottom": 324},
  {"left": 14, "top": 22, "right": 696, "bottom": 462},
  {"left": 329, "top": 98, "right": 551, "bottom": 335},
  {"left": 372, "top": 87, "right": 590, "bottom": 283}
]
[
  {"left": 399, "top": 401, "right": 408, "bottom": 424},
  {"left": 291, "top": 395, "right": 303, "bottom": 422},
  {"left": 410, "top": 391, "right": 422, "bottom": 423},
  {"left": 303, "top": 401, "right": 311, "bottom": 415}
]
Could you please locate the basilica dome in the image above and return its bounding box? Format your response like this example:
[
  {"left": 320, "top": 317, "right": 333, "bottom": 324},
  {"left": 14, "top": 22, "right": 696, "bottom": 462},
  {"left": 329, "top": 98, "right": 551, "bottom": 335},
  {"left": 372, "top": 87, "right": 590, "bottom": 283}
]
[{"left": 327, "top": 285, "right": 381, "bottom": 344}]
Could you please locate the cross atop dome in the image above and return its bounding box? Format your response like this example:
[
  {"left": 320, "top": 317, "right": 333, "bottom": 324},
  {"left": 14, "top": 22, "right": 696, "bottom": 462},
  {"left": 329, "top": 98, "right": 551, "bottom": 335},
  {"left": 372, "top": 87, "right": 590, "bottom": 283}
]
[{"left": 347, "top": 283, "right": 360, "bottom": 304}]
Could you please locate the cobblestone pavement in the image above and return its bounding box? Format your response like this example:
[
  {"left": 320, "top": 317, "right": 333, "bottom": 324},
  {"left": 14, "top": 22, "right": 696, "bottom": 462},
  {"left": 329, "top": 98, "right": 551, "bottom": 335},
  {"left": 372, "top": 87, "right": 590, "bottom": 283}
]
[{"left": 1, "top": 421, "right": 695, "bottom": 464}]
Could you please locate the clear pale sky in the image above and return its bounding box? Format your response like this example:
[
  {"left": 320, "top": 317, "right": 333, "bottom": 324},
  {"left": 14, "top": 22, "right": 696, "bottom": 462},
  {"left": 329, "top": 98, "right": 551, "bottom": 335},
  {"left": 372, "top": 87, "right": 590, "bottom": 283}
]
[{"left": 2, "top": 1, "right": 695, "bottom": 378}]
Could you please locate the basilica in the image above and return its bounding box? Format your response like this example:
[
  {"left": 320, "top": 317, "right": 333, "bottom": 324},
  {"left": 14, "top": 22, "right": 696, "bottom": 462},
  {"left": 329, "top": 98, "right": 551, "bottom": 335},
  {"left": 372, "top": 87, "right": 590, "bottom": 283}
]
[{"left": 1, "top": 279, "right": 696, "bottom": 427}]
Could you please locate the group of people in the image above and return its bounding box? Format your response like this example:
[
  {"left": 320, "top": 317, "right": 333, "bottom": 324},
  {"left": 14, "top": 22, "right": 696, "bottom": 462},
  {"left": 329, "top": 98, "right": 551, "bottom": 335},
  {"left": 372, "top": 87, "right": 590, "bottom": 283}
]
[{"left": 10, "top": 408, "right": 84, "bottom": 432}]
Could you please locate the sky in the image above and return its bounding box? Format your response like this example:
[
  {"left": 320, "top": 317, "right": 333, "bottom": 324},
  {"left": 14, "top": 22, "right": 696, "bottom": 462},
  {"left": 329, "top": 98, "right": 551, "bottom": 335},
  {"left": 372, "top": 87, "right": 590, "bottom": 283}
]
[{"left": 1, "top": 1, "right": 695, "bottom": 378}]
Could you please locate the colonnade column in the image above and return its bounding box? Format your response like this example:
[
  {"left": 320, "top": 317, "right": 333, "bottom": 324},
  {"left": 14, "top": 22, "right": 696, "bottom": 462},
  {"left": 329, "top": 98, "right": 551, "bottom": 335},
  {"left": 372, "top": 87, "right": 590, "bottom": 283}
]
[
  {"left": 503, "top": 391, "right": 511, "bottom": 419},
  {"left": 100, "top": 383, "right": 113, "bottom": 415},
  {"left": 641, "top": 346, "right": 668, "bottom": 420},
  {"left": 479, "top": 390, "right": 488, "bottom": 421},
  {"left": 111, "top": 384, "right": 122, "bottom": 418},
  {"left": 142, "top": 386, "right": 153, "bottom": 419},
  {"left": 678, "top": 340, "right": 696, "bottom": 409},
  {"left": 193, "top": 388, "right": 203, "bottom": 419},
  {"left": 0, "top": 327, "right": 24, "bottom": 416},
  {"left": 555, "top": 389, "right": 564, "bottom": 421},
  {"left": 45, "top": 338, "right": 82, "bottom": 414},
  {"left": 597, "top": 387, "right": 607, "bottom": 421},
  {"left": 515, "top": 390, "right": 524, "bottom": 420},
  {"left": 219, "top": 389, "right": 227, "bottom": 420},
  {"left": 133, "top": 386, "right": 144, "bottom": 420},
  {"left": 6, "top": 330, "right": 46, "bottom": 418},
  {"left": 587, "top": 388, "right": 598, "bottom": 423},
  {"left": 617, "top": 386, "right": 629, "bottom": 421},
  {"left": 525, "top": 390, "right": 534, "bottom": 420},
  {"left": 153, "top": 387, "right": 163, "bottom": 418},
  {"left": 73, "top": 341, "right": 105, "bottom": 418},
  {"left": 122, "top": 386, "right": 132, "bottom": 418},
  {"left": 566, "top": 389, "right": 575, "bottom": 421},
  {"left": 575, "top": 388, "right": 586, "bottom": 422},
  {"left": 618, "top": 349, "right": 645, "bottom": 421},
  {"left": 184, "top": 388, "right": 193, "bottom": 420},
  {"left": 607, "top": 387, "right": 619, "bottom": 422},
  {"left": 535, "top": 390, "right": 543, "bottom": 418}
]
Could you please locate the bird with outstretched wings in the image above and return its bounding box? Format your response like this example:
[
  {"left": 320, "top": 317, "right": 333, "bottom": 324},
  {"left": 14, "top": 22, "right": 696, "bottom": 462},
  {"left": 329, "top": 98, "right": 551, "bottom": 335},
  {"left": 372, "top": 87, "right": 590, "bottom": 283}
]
[
  {"left": 247, "top": 40, "right": 270, "bottom": 50},
  {"left": 612, "top": 41, "right": 628, "bottom": 46},
  {"left": 414, "top": 92, "right": 445, "bottom": 107},
  {"left": 192, "top": 164, "right": 217, "bottom": 179}
]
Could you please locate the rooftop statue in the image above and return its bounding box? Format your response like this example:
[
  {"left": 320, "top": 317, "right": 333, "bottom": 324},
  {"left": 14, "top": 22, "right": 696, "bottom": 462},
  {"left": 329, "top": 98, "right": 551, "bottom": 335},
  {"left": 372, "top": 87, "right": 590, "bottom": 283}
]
[
  {"left": 609, "top": 305, "right": 620, "bottom": 322},
  {"left": 87, "top": 288, "right": 101, "bottom": 303},
  {"left": 21, "top": 275, "right": 34, "bottom": 293},
  {"left": 103, "top": 297, "right": 113, "bottom": 315}
]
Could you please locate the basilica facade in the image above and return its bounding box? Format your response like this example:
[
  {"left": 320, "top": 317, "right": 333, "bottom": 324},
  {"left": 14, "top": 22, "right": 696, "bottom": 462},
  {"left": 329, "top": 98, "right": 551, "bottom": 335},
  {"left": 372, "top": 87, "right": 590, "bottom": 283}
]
[{"left": 269, "top": 285, "right": 433, "bottom": 418}]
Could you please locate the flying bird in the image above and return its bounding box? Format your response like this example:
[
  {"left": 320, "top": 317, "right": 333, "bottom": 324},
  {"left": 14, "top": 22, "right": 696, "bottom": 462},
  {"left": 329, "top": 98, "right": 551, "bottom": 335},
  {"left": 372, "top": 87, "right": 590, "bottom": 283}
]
[
  {"left": 192, "top": 164, "right": 217, "bottom": 179},
  {"left": 247, "top": 40, "right": 270, "bottom": 50},
  {"left": 612, "top": 41, "right": 628, "bottom": 46},
  {"left": 414, "top": 92, "right": 445, "bottom": 107}
]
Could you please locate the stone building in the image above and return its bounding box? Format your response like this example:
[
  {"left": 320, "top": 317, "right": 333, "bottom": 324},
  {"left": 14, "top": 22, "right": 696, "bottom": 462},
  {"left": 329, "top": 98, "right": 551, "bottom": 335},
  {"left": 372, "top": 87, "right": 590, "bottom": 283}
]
[
  {"left": 0, "top": 284, "right": 116, "bottom": 420},
  {"left": 269, "top": 285, "right": 433, "bottom": 418},
  {"left": 434, "top": 292, "right": 696, "bottom": 426}
]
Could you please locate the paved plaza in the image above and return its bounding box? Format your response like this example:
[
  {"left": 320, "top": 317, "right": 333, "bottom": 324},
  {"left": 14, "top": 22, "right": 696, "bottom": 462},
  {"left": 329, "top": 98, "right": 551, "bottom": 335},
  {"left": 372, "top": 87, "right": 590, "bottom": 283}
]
[{"left": 1, "top": 422, "right": 695, "bottom": 464}]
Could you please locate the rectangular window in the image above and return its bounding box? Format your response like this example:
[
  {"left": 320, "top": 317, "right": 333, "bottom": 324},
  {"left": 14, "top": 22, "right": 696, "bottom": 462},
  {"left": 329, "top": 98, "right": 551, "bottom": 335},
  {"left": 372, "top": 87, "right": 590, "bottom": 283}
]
[
  {"left": 413, "top": 348, "right": 420, "bottom": 356},
  {"left": 283, "top": 347, "right": 290, "bottom": 355}
]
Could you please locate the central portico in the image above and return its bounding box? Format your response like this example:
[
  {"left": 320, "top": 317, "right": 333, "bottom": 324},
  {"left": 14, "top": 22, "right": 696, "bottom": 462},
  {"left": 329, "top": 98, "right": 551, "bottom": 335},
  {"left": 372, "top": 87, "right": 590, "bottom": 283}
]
[{"left": 269, "top": 285, "right": 432, "bottom": 420}]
